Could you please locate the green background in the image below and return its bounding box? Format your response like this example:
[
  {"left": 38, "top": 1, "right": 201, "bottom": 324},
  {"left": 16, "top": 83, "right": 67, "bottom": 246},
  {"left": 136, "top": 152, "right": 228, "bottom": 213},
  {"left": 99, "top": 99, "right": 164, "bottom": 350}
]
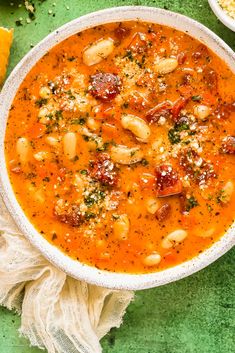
[{"left": 0, "top": 0, "right": 234, "bottom": 352}]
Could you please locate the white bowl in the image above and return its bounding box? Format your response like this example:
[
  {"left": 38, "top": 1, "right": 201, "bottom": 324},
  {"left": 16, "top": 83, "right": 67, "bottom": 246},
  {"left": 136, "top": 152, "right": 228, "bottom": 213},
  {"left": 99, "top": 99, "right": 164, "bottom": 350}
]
[
  {"left": 208, "top": 0, "right": 235, "bottom": 31},
  {"left": 0, "top": 6, "right": 234, "bottom": 291}
]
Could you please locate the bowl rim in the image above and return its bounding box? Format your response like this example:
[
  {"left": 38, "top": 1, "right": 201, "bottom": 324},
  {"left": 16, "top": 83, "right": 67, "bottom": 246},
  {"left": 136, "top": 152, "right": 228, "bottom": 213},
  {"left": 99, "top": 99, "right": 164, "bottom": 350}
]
[
  {"left": 208, "top": 0, "right": 235, "bottom": 32},
  {"left": 0, "top": 6, "right": 235, "bottom": 291}
]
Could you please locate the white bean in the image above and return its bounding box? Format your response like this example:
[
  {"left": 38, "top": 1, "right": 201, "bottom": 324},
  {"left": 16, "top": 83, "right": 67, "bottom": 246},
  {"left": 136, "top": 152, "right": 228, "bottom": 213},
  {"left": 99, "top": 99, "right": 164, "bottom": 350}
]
[
  {"left": 87, "top": 117, "right": 100, "bottom": 131},
  {"left": 16, "top": 137, "right": 29, "bottom": 164},
  {"left": 143, "top": 252, "right": 161, "bottom": 266},
  {"left": 73, "top": 174, "right": 84, "bottom": 193},
  {"left": 110, "top": 145, "right": 144, "bottom": 165},
  {"left": 83, "top": 38, "right": 114, "bottom": 66},
  {"left": 162, "top": 229, "right": 188, "bottom": 249},
  {"left": 39, "top": 86, "right": 51, "bottom": 99},
  {"left": 155, "top": 58, "right": 178, "bottom": 75},
  {"left": 63, "top": 132, "right": 77, "bottom": 160},
  {"left": 28, "top": 183, "right": 45, "bottom": 203},
  {"left": 146, "top": 198, "right": 160, "bottom": 214},
  {"left": 221, "top": 180, "right": 234, "bottom": 203},
  {"left": 45, "top": 136, "right": 60, "bottom": 147},
  {"left": 197, "top": 228, "right": 215, "bottom": 238},
  {"left": 113, "top": 214, "right": 130, "bottom": 240},
  {"left": 33, "top": 151, "right": 50, "bottom": 161},
  {"left": 193, "top": 105, "right": 211, "bottom": 120},
  {"left": 121, "top": 114, "right": 151, "bottom": 143}
]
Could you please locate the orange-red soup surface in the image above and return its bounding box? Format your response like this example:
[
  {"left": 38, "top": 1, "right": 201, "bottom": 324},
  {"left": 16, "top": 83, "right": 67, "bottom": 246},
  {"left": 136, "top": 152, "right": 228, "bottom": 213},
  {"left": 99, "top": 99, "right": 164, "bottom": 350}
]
[{"left": 5, "top": 21, "right": 235, "bottom": 273}]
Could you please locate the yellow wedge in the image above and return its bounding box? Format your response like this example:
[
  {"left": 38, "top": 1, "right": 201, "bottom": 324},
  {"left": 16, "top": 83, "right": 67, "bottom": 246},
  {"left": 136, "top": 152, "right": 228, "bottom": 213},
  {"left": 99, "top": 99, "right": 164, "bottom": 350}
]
[{"left": 0, "top": 27, "right": 13, "bottom": 85}]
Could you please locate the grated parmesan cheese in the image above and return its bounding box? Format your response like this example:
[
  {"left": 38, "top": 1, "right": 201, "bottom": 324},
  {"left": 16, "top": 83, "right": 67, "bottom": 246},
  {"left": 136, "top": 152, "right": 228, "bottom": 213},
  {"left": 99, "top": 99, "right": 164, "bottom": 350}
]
[{"left": 218, "top": 0, "right": 235, "bottom": 19}]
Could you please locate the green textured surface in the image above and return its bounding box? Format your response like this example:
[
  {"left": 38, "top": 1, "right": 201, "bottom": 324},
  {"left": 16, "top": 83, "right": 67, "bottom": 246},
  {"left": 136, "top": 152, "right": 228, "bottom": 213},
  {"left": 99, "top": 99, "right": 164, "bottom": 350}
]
[{"left": 0, "top": 1, "right": 234, "bottom": 352}]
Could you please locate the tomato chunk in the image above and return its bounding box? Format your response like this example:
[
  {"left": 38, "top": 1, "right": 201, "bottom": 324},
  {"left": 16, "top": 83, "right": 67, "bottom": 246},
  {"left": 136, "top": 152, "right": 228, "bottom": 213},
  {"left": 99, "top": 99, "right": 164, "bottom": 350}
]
[
  {"left": 171, "top": 97, "right": 189, "bottom": 121},
  {"left": 155, "top": 165, "right": 182, "bottom": 197},
  {"left": 29, "top": 122, "right": 46, "bottom": 139},
  {"left": 127, "top": 32, "right": 147, "bottom": 54},
  {"left": 90, "top": 153, "right": 119, "bottom": 186},
  {"left": 156, "top": 203, "right": 171, "bottom": 221},
  {"left": 146, "top": 101, "right": 172, "bottom": 123},
  {"left": 114, "top": 25, "right": 131, "bottom": 41},
  {"left": 220, "top": 136, "right": 235, "bottom": 154}
]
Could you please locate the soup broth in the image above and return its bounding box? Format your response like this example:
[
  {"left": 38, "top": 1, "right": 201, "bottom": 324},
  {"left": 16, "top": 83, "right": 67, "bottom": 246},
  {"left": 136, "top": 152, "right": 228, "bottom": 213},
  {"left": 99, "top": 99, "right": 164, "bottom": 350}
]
[{"left": 5, "top": 21, "right": 235, "bottom": 273}]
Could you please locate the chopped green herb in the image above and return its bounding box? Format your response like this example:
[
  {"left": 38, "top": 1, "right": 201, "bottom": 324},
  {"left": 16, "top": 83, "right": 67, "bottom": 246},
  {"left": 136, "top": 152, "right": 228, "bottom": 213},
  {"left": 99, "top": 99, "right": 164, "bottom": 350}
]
[
  {"left": 168, "top": 129, "right": 181, "bottom": 144},
  {"left": 35, "top": 98, "right": 48, "bottom": 107},
  {"left": 124, "top": 50, "right": 134, "bottom": 61},
  {"left": 80, "top": 170, "right": 88, "bottom": 175},
  {"left": 84, "top": 189, "right": 106, "bottom": 208},
  {"left": 97, "top": 142, "right": 110, "bottom": 152},
  {"left": 185, "top": 196, "right": 199, "bottom": 212},
  {"left": 141, "top": 158, "right": 149, "bottom": 166},
  {"left": 168, "top": 121, "right": 190, "bottom": 144},
  {"left": 84, "top": 212, "right": 96, "bottom": 220},
  {"left": 67, "top": 90, "right": 75, "bottom": 100},
  {"left": 216, "top": 189, "right": 226, "bottom": 204},
  {"left": 72, "top": 118, "right": 86, "bottom": 125},
  {"left": 55, "top": 110, "right": 63, "bottom": 120},
  {"left": 192, "top": 95, "right": 202, "bottom": 102}
]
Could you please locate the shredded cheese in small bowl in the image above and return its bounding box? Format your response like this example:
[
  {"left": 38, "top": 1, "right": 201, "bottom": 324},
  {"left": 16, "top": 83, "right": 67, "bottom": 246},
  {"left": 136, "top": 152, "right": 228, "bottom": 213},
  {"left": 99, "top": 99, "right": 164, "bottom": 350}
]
[
  {"left": 208, "top": 0, "right": 235, "bottom": 31},
  {"left": 218, "top": 0, "right": 235, "bottom": 19}
]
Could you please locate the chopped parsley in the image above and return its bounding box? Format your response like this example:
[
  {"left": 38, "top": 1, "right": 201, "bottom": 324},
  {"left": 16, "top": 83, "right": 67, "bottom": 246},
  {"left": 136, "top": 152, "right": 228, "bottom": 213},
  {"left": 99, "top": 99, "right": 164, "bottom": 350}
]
[
  {"left": 71, "top": 118, "right": 86, "bottom": 125},
  {"left": 80, "top": 169, "right": 88, "bottom": 175},
  {"left": 185, "top": 196, "right": 199, "bottom": 212},
  {"left": 96, "top": 142, "right": 110, "bottom": 152},
  {"left": 216, "top": 189, "right": 226, "bottom": 204},
  {"left": 141, "top": 158, "right": 149, "bottom": 166},
  {"left": 84, "top": 212, "right": 96, "bottom": 220},
  {"left": 124, "top": 50, "right": 134, "bottom": 61},
  {"left": 84, "top": 189, "right": 106, "bottom": 208},
  {"left": 168, "top": 121, "right": 190, "bottom": 144},
  {"left": 192, "top": 95, "right": 202, "bottom": 102},
  {"left": 35, "top": 98, "right": 48, "bottom": 107}
]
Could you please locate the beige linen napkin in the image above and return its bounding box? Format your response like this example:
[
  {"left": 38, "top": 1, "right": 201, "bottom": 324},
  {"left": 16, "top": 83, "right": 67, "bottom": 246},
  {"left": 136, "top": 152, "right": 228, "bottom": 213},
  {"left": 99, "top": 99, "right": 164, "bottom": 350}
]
[{"left": 0, "top": 195, "right": 134, "bottom": 353}]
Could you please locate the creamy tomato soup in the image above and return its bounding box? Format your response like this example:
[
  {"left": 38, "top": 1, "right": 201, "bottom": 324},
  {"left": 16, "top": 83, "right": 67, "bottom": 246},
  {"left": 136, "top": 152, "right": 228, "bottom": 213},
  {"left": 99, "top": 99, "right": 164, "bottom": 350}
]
[{"left": 5, "top": 21, "right": 235, "bottom": 273}]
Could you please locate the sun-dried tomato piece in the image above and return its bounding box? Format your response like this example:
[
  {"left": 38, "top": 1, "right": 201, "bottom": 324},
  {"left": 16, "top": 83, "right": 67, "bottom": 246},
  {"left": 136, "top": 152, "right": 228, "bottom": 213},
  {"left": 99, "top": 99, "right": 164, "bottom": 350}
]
[
  {"left": 180, "top": 149, "right": 217, "bottom": 185},
  {"left": 54, "top": 201, "right": 84, "bottom": 227},
  {"left": 156, "top": 203, "right": 171, "bottom": 221},
  {"left": 114, "top": 25, "right": 131, "bottom": 41},
  {"left": 203, "top": 67, "right": 218, "bottom": 92},
  {"left": 214, "top": 102, "right": 235, "bottom": 120},
  {"left": 220, "top": 136, "right": 235, "bottom": 154},
  {"left": 155, "top": 165, "right": 182, "bottom": 197},
  {"left": 127, "top": 32, "right": 147, "bottom": 54},
  {"left": 145, "top": 101, "right": 172, "bottom": 123},
  {"left": 177, "top": 52, "right": 187, "bottom": 65},
  {"left": 9, "top": 160, "right": 22, "bottom": 174},
  {"left": 192, "top": 44, "right": 210, "bottom": 62},
  {"left": 171, "top": 97, "right": 189, "bottom": 121},
  {"left": 90, "top": 153, "right": 119, "bottom": 186},
  {"left": 128, "top": 91, "right": 150, "bottom": 111},
  {"left": 181, "top": 73, "right": 193, "bottom": 86},
  {"left": 89, "top": 73, "right": 121, "bottom": 101}
]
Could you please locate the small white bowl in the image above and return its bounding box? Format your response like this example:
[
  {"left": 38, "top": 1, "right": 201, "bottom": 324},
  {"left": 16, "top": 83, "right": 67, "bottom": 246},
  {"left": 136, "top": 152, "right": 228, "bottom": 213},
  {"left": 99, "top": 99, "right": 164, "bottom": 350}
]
[
  {"left": 208, "top": 0, "right": 235, "bottom": 31},
  {"left": 0, "top": 6, "right": 235, "bottom": 291}
]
